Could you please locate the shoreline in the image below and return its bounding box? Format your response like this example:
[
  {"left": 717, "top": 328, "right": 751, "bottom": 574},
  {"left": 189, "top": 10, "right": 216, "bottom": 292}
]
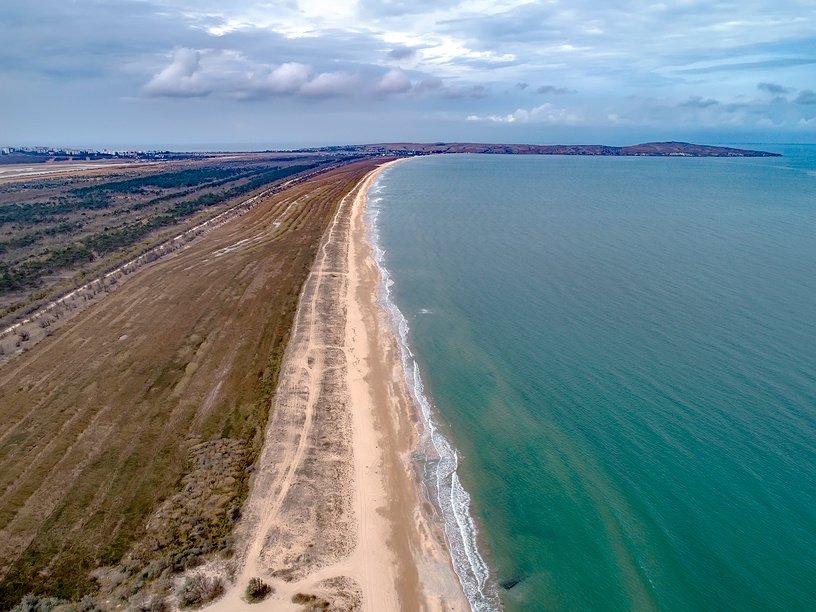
[
  {"left": 364, "top": 163, "right": 500, "bottom": 611},
  {"left": 203, "top": 159, "right": 469, "bottom": 610},
  {"left": 348, "top": 160, "right": 473, "bottom": 608}
]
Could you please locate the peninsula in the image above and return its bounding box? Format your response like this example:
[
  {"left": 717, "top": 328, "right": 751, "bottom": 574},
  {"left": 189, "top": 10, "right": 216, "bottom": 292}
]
[{"left": 297, "top": 141, "right": 780, "bottom": 157}]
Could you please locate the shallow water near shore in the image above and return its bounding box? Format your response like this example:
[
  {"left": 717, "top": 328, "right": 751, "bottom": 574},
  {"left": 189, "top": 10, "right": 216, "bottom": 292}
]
[{"left": 368, "top": 148, "right": 816, "bottom": 611}]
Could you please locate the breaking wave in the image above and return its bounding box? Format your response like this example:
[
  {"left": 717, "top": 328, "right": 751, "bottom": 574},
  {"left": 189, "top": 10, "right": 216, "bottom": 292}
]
[{"left": 365, "top": 176, "right": 500, "bottom": 612}]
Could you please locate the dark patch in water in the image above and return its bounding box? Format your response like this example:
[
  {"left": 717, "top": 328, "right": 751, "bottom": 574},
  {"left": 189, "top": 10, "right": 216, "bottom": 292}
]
[{"left": 501, "top": 578, "right": 522, "bottom": 590}]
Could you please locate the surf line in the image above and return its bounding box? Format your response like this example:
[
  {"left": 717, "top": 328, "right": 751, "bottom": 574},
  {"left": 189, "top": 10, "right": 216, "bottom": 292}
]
[{"left": 364, "top": 167, "right": 501, "bottom": 612}]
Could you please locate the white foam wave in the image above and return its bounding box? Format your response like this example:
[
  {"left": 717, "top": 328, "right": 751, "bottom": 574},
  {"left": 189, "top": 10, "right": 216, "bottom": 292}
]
[{"left": 365, "top": 173, "right": 500, "bottom": 612}]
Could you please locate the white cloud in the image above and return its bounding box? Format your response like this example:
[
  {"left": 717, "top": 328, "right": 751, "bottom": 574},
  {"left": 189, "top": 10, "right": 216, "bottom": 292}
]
[
  {"left": 297, "top": 0, "right": 358, "bottom": 22},
  {"left": 468, "top": 103, "right": 583, "bottom": 125},
  {"left": 376, "top": 68, "right": 412, "bottom": 94},
  {"left": 143, "top": 47, "right": 364, "bottom": 99},
  {"left": 298, "top": 71, "right": 361, "bottom": 97},
  {"left": 263, "top": 62, "right": 312, "bottom": 94},
  {"left": 6, "top": 0, "right": 816, "bottom": 145},
  {"left": 143, "top": 48, "right": 208, "bottom": 97}
]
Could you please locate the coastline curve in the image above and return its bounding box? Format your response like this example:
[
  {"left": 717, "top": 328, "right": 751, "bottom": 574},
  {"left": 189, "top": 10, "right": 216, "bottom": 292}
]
[{"left": 364, "top": 161, "right": 501, "bottom": 612}]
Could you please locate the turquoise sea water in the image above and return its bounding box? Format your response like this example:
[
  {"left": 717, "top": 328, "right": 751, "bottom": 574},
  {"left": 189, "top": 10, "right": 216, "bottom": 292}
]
[{"left": 367, "top": 147, "right": 816, "bottom": 612}]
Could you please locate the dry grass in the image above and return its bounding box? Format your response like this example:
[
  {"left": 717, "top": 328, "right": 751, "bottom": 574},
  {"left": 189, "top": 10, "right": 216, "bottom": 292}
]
[{"left": 0, "top": 159, "right": 385, "bottom": 609}]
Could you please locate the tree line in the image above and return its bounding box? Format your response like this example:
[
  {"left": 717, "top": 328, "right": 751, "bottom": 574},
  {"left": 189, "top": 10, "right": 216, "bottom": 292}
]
[{"left": 0, "top": 163, "right": 322, "bottom": 292}]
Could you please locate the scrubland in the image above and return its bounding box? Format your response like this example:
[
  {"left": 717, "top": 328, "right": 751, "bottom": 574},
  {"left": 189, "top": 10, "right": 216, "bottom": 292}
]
[
  {"left": 0, "top": 153, "right": 333, "bottom": 327},
  {"left": 0, "top": 157, "right": 383, "bottom": 610}
]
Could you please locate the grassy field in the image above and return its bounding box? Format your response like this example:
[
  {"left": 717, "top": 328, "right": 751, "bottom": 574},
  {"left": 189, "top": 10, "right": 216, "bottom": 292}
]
[
  {"left": 0, "top": 153, "right": 339, "bottom": 325},
  {"left": 0, "top": 157, "right": 385, "bottom": 609}
]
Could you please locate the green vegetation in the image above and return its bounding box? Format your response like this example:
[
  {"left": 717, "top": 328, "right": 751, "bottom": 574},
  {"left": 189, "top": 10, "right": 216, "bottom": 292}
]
[
  {"left": 0, "top": 158, "right": 380, "bottom": 610},
  {"left": 83, "top": 163, "right": 320, "bottom": 256},
  {"left": 10, "top": 594, "right": 68, "bottom": 612},
  {"left": 74, "top": 167, "right": 245, "bottom": 193},
  {"left": 0, "top": 232, "right": 41, "bottom": 254},
  {"left": 0, "top": 243, "right": 94, "bottom": 292},
  {"left": 0, "top": 194, "right": 110, "bottom": 225},
  {"left": 0, "top": 157, "right": 327, "bottom": 321}
]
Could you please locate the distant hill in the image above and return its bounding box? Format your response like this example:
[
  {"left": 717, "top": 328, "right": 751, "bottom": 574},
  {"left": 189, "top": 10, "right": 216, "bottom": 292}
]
[{"left": 300, "top": 141, "right": 780, "bottom": 157}]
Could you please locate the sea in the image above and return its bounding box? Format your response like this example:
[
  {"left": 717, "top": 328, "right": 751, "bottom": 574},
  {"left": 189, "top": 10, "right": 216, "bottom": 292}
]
[{"left": 365, "top": 146, "right": 816, "bottom": 612}]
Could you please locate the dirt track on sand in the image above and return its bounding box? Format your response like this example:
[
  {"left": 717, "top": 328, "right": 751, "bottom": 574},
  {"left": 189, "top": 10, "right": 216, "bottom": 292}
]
[{"left": 204, "top": 162, "right": 468, "bottom": 611}]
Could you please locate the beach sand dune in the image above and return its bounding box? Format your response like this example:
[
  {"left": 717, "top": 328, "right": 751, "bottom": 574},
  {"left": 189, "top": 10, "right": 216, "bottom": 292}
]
[{"left": 205, "top": 162, "right": 468, "bottom": 611}]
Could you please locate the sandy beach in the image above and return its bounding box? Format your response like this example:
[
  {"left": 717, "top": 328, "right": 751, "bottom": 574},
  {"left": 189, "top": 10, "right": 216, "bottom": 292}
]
[{"left": 204, "top": 161, "right": 469, "bottom": 611}]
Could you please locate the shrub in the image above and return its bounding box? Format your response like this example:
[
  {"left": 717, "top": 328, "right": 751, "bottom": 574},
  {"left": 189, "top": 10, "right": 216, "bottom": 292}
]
[
  {"left": 177, "top": 574, "right": 225, "bottom": 608},
  {"left": 292, "top": 593, "right": 316, "bottom": 604},
  {"left": 11, "top": 594, "right": 68, "bottom": 612},
  {"left": 291, "top": 593, "right": 329, "bottom": 608},
  {"left": 245, "top": 577, "right": 273, "bottom": 603},
  {"left": 142, "top": 558, "right": 171, "bottom": 580}
]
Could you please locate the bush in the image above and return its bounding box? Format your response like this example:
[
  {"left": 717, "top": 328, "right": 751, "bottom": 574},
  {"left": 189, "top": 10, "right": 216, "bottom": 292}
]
[
  {"left": 11, "top": 594, "right": 68, "bottom": 612},
  {"left": 177, "top": 575, "right": 225, "bottom": 608},
  {"left": 291, "top": 593, "right": 328, "bottom": 608},
  {"left": 141, "top": 558, "right": 170, "bottom": 580},
  {"left": 245, "top": 577, "right": 272, "bottom": 603}
]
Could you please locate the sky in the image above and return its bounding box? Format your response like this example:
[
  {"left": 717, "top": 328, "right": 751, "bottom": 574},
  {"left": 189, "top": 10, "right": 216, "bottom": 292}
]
[{"left": 2, "top": 0, "right": 815, "bottom": 150}]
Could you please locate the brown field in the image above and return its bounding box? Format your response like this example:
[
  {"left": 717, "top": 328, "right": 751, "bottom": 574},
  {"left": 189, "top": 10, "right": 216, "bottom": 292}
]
[
  {"left": 0, "top": 157, "right": 386, "bottom": 609},
  {"left": 0, "top": 152, "right": 338, "bottom": 326}
]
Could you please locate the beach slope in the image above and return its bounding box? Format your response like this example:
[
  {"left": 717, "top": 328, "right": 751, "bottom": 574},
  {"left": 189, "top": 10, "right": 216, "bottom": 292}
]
[{"left": 206, "top": 161, "right": 468, "bottom": 611}]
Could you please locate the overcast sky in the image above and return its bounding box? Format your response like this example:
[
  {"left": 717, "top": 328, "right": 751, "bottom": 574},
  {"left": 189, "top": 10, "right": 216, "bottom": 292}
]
[{"left": 2, "top": 0, "right": 815, "bottom": 149}]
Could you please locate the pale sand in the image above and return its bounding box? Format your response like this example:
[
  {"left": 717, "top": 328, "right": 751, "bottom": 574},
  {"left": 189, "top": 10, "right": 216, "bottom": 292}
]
[{"left": 204, "top": 161, "right": 469, "bottom": 611}]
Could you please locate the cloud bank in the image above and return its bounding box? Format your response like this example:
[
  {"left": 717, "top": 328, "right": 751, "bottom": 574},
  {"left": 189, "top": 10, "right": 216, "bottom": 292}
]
[
  {"left": 3, "top": 0, "right": 816, "bottom": 147},
  {"left": 143, "top": 48, "right": 367, "bottom": 99}
]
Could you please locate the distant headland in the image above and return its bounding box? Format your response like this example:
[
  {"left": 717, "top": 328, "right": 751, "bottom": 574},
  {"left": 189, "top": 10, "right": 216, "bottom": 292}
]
[
  {"left": 1, "top": 141, "right": 779, "bottom": 161},
  {"left": 297, "top": 141, "right": 780, "bottom": 157}
]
